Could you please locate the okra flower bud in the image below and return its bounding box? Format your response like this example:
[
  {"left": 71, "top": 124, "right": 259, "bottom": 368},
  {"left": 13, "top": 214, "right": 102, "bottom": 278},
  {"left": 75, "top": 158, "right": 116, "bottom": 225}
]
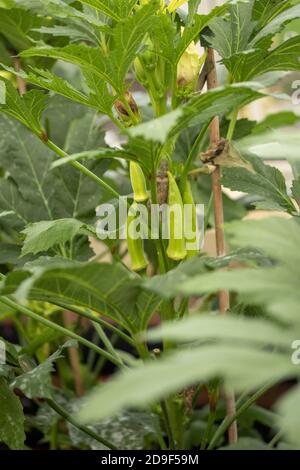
[
  {"left": 177, "top": 39, "right": 202, "bottom": 91},
  {"left": 130, "top": 161, "right": 149, "bottom": 203},
  {"left": 127, "top": 203, "right": 148, "bottom": 272},
  {"left": 166, "top": 172, "right": 187, "bottom": 261},
  {"left": 114, "top": 92, "right": 139, "bottom": 126}
]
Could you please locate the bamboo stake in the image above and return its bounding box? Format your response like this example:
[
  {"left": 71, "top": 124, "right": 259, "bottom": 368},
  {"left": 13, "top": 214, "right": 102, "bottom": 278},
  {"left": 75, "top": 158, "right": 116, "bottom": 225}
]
[
  {"left": 206, "top": 47, "right": 238, "bottom": 445},
  {"left": 63, "top": 311, "right": 85, "bottom": 397},
  {"left": 12, "top": 56, "right": 27, "bottom": 96}
]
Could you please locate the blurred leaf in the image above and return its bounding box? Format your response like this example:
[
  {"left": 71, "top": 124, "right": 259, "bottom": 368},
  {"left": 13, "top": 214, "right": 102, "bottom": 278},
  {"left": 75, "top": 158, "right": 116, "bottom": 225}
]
[
  {"left": 146, "top": 313, "right": 293, "bottom": 349},
  {"left": 220, "top": 437, "right": 271, "bottom": 450},
  {"left": 251, "top": 111, "right": 300, "bottom": 134},
  {"left": 277, "top": 385, "right": 300, "bottom": 447},
  {"left": 11, "top": 340, "right": 77, "bottom": 399},
  {"left": 0, "top": 377, "right": 25, "bottom": 449},
  {"left": 68, "top": 410, "right": 156, "bottom": 450},
  {"left": 77, "top": 343, "right": 294, "bottom": 423}
]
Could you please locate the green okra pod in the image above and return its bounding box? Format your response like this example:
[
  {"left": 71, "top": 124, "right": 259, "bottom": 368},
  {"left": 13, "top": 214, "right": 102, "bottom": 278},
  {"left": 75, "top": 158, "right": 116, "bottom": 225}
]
[
  {"left": 126, "top": 202, "right": 148, "bottom": 272},
  {"left": 166, "top": 172, "right": 187, "bottom": 261},
  {"left": 130, "top": 161, "right": 149, "bottom": 203}
]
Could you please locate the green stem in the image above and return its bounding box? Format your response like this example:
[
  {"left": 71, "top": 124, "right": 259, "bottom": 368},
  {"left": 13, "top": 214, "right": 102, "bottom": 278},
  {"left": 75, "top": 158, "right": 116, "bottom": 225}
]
[
  {"left": 55, "top": 302, "right": 135, "bottom": 347},
  {"left": 0, "top": 296, "right": 124, "bottom": 368},
  {"left": 226, "top": 109, "right": 238, "bottom": 141},
  {"left": 201, "top": 407, "right": 217, "bottom": 450},
  {"left": 94, "top": 333, "right": 118, "bottom": 376},
  {"left": 46, "top": 398, "right": 117, "bottom": 450},
  {"left": 268, "top": 430, "right": 283, "bottom": 448},
  {"left": 46, "top": 140, "right": 120, "bottom": 199},
  {"left": 208, "top": 382, "right": 273, "bottom": 450},
  {"left": 161, "top": 400, "right": 176, "bottom": 450},
  {"left": 181, "top": 122, "right": 210, "bottom": 186},
  {"left": 93, "top": 321, "right": 124, "bottom": 367}
]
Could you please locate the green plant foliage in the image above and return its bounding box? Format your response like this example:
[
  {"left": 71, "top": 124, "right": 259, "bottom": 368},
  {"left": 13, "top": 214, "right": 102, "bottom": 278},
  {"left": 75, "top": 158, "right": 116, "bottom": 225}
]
[
  {"left": 0, "top": 377, "right": 25, "bottom": 449},
  {"left": 0, "top": 0, "right": 300, "bottom": 451}
]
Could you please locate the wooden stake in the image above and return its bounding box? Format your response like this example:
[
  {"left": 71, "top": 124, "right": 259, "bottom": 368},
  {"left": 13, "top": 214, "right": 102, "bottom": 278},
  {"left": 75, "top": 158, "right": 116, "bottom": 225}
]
[
  {"left": 63, "top": 311, "right": 85, "bottom": 397},
  {"left": 13, "top": 56, "right": 27, "bottom": 96},
  {"left": 206, "top": 47, "right": 238, "bottom": 445}
]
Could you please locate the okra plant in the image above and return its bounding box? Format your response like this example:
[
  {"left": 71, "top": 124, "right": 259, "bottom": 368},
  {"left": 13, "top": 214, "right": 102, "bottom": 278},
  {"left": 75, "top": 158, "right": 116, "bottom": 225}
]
[{"left": 1, "top": 0, "right": 300, "bottom": 451}]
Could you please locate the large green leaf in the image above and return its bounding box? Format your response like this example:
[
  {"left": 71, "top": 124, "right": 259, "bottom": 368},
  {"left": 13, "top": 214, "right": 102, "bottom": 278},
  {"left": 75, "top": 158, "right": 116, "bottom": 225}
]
[
  {"left": 251, "top": 111, "right": 300, "bottom": 134},
  {"left": 237, "top": 129, "right": 300, "bottom": 161},
  {"left": 146, "top": 314, "right": 293, "bottom": 349},
  {"left": 224, "top": 35, "right": 300, "bottom": 82},
  {"left": 21, "top": 2, "right": 158, "bottom": 94},
  {"left": 143, "top": 251, "right": 267, "bottom": 299},
  {"left": 251, "top": 3, "right": 300, "bottom": 47},
  {"left": 226, "top": 217, "right": 300, "bottom": 266},
  {"left": 0, "top": 104, "right": 108, "bottom": 227},
  {"left": 4, "top": 65, "right": 114, "bottom": 117},
  {"left": 0, "top": 262, "right": 144, "bottom": 332},
  {"left": 77, "top": 343, "right": 294, "bottom": 423},
  {"left": 0, "top": 7, "right": 40, "bottom": 51},
  {"left": 208, "top": 1, "right": 300, "bottom": 58},
  {"left": 176, "top": 218, "right": 300, "bottom": 322},
  {"left": 252, "top": 0, "right": 296, "bottom": 31},
  {"left": 221, "top": 153, "right": 295, "bottom": 212},
  {"left": 0, "top": 377, "right": 25, "bottom": 449},
  {"left": 207, "top": 0, "right": 255, "bottom": 58}
]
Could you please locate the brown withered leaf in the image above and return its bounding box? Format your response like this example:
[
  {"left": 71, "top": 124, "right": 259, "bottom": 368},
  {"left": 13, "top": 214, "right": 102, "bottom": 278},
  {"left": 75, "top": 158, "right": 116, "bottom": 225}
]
[{"left": 201, "top": 139, "right": 254, "bottom": 172}]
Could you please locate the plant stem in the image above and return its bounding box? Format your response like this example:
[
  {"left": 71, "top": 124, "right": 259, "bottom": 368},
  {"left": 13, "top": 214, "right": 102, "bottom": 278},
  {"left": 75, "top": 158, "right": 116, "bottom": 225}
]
[
  {"left": 201, "top": 407, "right": 217, "bottom": 450},
  {"left": 161, "top": 400, "right": 176, "bottom": 449},
  {"left": 181, "top": 122, "right": 210, "bottom": 185},
  {"left": 226, "top": 109, "right": 238, "bottom": 141},
  {"left": 46, "top": 140, "right": 120, "bottom": 199},
  {"left": 93, "top": 321, "right": 124, "bottom": 368},
  {"left": 206, "top": 47, "right": 238, "bottom": 445},
  {"left": 63, "top": 310, "right": 85, "bottom": 397},
  {"left": 0, "top": 296, "right": 124, "bottom": 368},
  {"left": 46, "top": 398, "right": 117, "bottom": 450},
  {"left": 268, "top": 430, "right": 283, "bottom": 448},
  {"left": 55, "top": 302, "right": 135, "bottom": 347}
]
